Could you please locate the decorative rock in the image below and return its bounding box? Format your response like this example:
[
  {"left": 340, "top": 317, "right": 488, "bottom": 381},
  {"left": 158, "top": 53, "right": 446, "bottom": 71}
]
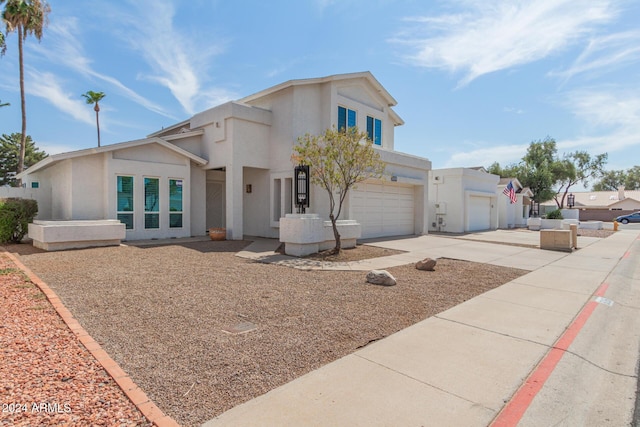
[
  {"left": 366, "top": 270, "right": 396, "bottom": 286},
  {"left": 415, "top": 258, "right": 437, "bottom": 271}
]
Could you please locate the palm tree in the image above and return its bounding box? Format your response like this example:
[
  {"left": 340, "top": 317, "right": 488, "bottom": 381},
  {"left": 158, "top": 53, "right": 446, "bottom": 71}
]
[
  {"left": 1, "top": 0, "right": 51, "bottom": 182},
  {"left": 0, "top": 99, "right": 9, "bottom": 108},
  {"left": 82, "top": 91, "right": 106, "bottom": 147}
]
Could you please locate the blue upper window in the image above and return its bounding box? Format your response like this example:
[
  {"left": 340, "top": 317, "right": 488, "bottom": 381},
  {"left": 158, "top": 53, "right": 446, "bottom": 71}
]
[
  {"left": 367, "top": 116, "right": 382, "bottom": 145},
  {"left": 338, "top": 106, "right": 356, "bottom": 131}
]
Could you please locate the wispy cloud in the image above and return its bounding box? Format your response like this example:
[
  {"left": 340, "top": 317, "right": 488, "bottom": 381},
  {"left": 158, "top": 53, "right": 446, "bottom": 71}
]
[
  {"left": 444, "top": 142, "right": 529, "bottom": 168},
  {"left": 26, "top": 71, "right": 94, "bottom": 125},
  {"left": 265, "top": 57, "right": 307, "bottom": 79},
  {"left": 117, "top": 0, "right": 235, "bottom": 115},
  {"left": 392, "top": 0, "right": 619, "bottom": 87},
  {"left": 504, "top": 107, "right": 524, "bottom": 115},
  {"left": 549, "top": 30, "right": 640, "bottom": 82},
  {"left": 29, "top": 18, "right": 176, "bottom": 120},
  {"left": 445, "top": 85, "right": 640, "bottom": 168},
  {"left": 558, "top": 87, "right": 640, "bottom": 152}
]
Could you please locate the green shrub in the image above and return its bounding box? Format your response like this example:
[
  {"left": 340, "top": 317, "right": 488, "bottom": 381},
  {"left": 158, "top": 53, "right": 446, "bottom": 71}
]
[
  {"left": 545, "top": 209, "right": 563, "bottom": 220},
  {"left": 0, "top": 198, "right": 38, "bottom": 243}
]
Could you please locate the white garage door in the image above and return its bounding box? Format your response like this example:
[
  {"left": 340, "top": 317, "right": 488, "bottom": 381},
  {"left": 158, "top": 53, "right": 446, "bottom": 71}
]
[
  {"left": 468, "top": 196, "right": 491, "bottom": 231},
  {"left": 350, "top": 181, "right": 415, "bottom": 238}
]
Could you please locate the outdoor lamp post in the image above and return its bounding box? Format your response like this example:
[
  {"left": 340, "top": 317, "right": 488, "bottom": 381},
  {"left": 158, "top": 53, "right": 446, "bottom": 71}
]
[
  {"left": 294, "top": 165, "right": 310, "bottom": 214},
  {"left": 568, "top": 193, "right": 575, "bottom": 208}
]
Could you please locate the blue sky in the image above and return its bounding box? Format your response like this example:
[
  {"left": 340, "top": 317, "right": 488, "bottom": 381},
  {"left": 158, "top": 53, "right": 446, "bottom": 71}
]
[{"left": 1, "top": 0, "right": 639, "bottom": 178}]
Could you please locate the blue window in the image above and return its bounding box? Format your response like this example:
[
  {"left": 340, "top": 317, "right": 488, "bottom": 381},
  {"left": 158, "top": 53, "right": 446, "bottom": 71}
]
[
  {"left": 31, "top": 182, "right": 39, "bottom": 189},
  {"left": 117, "top": 176, "right": 134, "bottom": 229},
  {"left": 367, "top": 116, "right": 382, "bottom": 145},
  {"left": 144, "top": 177, "right": 160, "bottom": 229},
  {"left": 338, "top": 106, "right": 356, "bottom": 131},
  {"left": 169, "top": 179, "right": 183, "bottom": 228}
]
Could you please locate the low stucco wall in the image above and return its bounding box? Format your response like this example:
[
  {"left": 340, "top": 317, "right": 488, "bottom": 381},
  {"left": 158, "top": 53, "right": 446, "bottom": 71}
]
[
  {"left": 527, "top": 217, "right": 603, "bottom": 231},
  {"left": 0, "top": 187, "right": 51, "bottom": 219},
  {"left": 28, "top": 220, "right": 126, "bottom": 251}
]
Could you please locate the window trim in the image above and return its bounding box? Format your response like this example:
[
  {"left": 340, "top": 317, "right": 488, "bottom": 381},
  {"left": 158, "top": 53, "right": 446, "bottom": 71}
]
[
  {"left": 338, "top": 105, "right": 357, "bottom": 131},
  {"left": 169, "top": 178, "right": 184, "bottom": 229},
  {"left": 144, "top": 176, "right": 160, "bottom": 230},
  {"left": 116, "top": 175, "right": 135, "bottom": 230},
  {"left": 367, "top": 115, "right": 382, "bottom": 146}
]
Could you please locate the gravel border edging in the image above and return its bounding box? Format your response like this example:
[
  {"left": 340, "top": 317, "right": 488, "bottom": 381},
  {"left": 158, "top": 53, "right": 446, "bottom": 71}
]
[{"left": 3, "top": 250, "right": 180, "bottom": 427}]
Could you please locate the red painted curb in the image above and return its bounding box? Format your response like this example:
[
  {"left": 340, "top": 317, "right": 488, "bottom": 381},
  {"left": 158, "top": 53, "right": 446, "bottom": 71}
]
[
  {"left": 491, "top": 282, "right": 609, "bottom": 426},
  {"left": 2, "top": 250, "right": 180, "bottom": 427}
]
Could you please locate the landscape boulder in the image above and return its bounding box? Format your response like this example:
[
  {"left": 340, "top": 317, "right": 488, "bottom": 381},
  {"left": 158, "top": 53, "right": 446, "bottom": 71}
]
[
  {"left": 366, "top": 270, "right": 396, "bottom": 286},
  {"left": 415, "top": 257, "right": 437, "bottom": 271}
]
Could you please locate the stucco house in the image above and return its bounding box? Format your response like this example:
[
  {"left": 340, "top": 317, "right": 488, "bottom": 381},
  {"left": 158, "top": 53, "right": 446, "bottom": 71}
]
[
  {"left": 16, "top": 72, "right": 432, "bottom": 241},
  {"left": 427, "top": 167, "right": 500, "bottom": 233},
  {"left": 425, "top": 169, "right": 533, "bottom": 233},
  {"left": 541, "top": 186, "right": 640, "bottom": 211},
  {"left": 497, "top": 178, "right": 533, "bottom": 228},
  {"left": 540, "top": 186, "right": 640, "bottom": 221}
]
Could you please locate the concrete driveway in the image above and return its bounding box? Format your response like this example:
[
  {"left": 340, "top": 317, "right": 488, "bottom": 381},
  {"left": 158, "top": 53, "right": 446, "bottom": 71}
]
[{"left": 239, "top": 229, "right": 603, "bottom": 272}]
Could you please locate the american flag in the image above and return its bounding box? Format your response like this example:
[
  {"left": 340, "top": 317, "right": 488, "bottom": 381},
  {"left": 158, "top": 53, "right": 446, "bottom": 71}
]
[{"left": 503, "top": 181, "right": 517, "bottom": 204}]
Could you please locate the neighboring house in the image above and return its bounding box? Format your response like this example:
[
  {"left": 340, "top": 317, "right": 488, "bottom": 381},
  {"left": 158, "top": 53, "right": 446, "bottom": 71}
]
[
  {"left": 540, "top": 186, "right": 640, "bottom": 221},
  {"left": 555, "top": 187, "right": 640, "bottom": 210},
  {"left": 16, "top": 72, "right": 432, "bottom": 241},
  {"left": 497, "top": 178, "right": 533, "bottom": 228},
  {"left": 428, "top": 167, "right": 499, "bottom": 233}
]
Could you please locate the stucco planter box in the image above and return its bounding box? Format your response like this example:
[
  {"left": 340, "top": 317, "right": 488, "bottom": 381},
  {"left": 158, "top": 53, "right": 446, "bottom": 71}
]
[
  {"left": 28, "top": 220, "right": 126, "bottom": 251},
  {"left": 279, "top": 214, "right": 324, "bottom": 244},
  {"left": 527, "top": 218, "right": 542, "bottom": 231},
  {"left": 561, "top": 219, "right": 579, "bottom": 230},
  {"left": 280, "top": 214, "right": 361, "bottom": 256},
  {"left": 319, "top": 220, "right": 361, "bottom": 251}
]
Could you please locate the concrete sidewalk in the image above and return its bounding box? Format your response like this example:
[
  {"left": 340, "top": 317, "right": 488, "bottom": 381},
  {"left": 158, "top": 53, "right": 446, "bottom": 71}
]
[{"left": 208, "top": 229, "right": 640, "bottom": 426}]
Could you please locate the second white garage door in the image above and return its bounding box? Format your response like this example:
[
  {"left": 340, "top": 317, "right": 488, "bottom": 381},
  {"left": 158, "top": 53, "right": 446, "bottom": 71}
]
[
  {"left": 350, "top": 181, "right": 415, "bottom": 238},
  {"left": 467, "top": 195, "right": 491, "bottom": 231}
]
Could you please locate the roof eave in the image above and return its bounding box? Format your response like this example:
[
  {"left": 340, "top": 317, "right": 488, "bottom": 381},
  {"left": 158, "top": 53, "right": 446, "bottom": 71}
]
[
  {"left": 18, "top": 137, "right": 208, "bottom": 178},
  {"left": 239, "top": 71, "right": 398, "bottom": 107}
]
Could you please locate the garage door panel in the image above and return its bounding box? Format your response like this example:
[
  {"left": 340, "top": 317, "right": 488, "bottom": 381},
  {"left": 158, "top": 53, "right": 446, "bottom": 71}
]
[
  {"left": 351, "top": 181, "right": 416, "bottom": 238},
  {"left": 468, "top": 196, "right": 491, "bottom": 231}
]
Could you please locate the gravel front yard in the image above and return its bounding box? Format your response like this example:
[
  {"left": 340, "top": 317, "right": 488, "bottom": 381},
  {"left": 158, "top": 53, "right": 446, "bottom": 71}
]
[
  {"left": 0, "top": 254, "right": 151, "bottom": 427},
  {"left": 13, "top": 240, "right": 528, "bottom": 426}
]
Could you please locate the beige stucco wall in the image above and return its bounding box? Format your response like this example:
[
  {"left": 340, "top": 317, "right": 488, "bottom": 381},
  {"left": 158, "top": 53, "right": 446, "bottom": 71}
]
[
  {"left": 45, "top": 159, "right": 73, "bottom": 220},
  {"left": 243, "top": 167, "right": 272, "bottom": 237},
  {"left": 0, "top": 186, "right": 52, "bottom": 220},
  {"left": 70, "top": 154, "right": 105, "bottom": 219},
  {"left": 497, "top": 192, "right": 528, "bottom": 229},
  {"left": 190, "top": 165, "right": 207, "bottom": 236},
  {"left": 105, "top": 146, "right": 194, "bottom": 240},
  {"left": 429, "top": 168, "right": 499, "bottom": 233},
  {"left": 612, "top": 198, "right": 640, "bottom": 210},
  {"left": 242, "top": 77, "right": 417, "bottom": 238},
  {"left": 124, "top": 74, "right": 428, "bottom": 241}
]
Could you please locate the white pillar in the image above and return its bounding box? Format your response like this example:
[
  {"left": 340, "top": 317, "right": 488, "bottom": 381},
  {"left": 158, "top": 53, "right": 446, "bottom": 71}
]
[{"left": 225, "top": 164, "right": 243, "bottom": 240}]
